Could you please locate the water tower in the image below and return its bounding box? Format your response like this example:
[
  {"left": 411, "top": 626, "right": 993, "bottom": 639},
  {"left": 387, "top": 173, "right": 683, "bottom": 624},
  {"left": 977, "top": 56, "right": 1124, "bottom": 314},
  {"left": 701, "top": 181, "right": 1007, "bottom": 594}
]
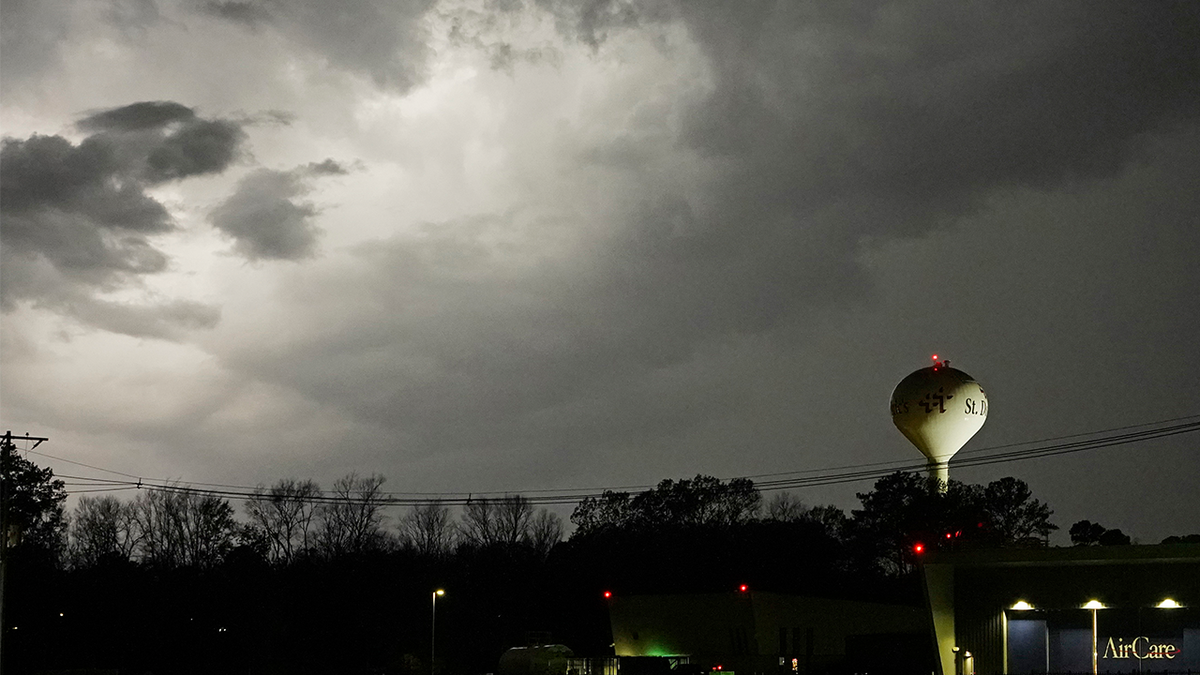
[{"left": 890, "top": 357, "right": 987, "bottom": 492}]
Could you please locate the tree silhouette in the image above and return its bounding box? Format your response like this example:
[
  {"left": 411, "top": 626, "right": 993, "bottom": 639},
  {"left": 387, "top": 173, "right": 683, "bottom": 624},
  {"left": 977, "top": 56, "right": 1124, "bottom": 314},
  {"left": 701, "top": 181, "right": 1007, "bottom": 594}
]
[
  {"left": 69, "top": 495, "right": 140, "bottom": 567},
  {"left": 851, "top": 472, "right": 1057, "bottom": 575},
  {"left": 244, "top": 478, "right": 322, "bottom": 564},
  {"left": 526, "top": 509, "right": 564, "bottom": 558},
  {"left": 571, "top": 475, "right": 761, "bottom": 536},
  {"left": 1069, "top": 519, "right": 1131, "bottom": 546},
  {"left": 457, "top": 495, "right": 562, "bottom": 554},
  {"left": 399, "top": 499, "right": 456, "bottom": 559},
  {"left": 132, "top": 486, "right": 238, "bottom": 568},
  {"left": 1, "top": 436, "right": 67, "bottom": 561},
  {"left": 316, "top": 473, "right": 390, "bottom": 556},
  {"left": 980, "top": 477, "right": 1057, "bottom": 543}
]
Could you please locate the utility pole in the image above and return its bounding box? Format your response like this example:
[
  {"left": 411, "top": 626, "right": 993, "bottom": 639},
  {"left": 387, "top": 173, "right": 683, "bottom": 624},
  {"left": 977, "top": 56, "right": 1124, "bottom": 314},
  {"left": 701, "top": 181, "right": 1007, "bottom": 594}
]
[{"left": 0, "top": 431, "right": 49, "bottom": 675}]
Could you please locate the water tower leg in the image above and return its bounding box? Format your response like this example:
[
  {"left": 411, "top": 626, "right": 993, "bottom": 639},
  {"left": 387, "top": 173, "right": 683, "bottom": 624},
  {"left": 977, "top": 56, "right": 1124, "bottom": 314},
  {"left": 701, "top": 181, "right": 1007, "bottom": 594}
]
[{"left": 927, "top": 461, "right": 949, "bottom": 493}]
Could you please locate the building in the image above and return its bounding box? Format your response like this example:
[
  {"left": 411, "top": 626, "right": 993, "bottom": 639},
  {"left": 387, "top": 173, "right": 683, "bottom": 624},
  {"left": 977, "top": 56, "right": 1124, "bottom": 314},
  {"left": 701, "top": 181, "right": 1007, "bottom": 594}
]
[
  {"left": 608, "top": 590, "right": 930, "bottom": 674},
  {"left": 922, "top": 543, "right": 1200, "bottom": 674}
]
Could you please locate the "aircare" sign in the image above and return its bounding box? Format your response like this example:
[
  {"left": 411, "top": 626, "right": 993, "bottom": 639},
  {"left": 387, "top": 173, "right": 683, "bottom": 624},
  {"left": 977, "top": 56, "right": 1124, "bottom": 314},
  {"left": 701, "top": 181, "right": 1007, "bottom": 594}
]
[{"left": 1103, "top": 636, "right": 1181, "bottom": 660}]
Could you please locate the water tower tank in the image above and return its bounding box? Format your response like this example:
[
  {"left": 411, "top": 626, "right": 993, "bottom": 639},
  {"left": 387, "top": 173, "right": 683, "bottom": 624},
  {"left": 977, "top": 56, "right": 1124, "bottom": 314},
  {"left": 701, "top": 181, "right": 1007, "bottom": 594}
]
[{"left": 890, "top": 359, "right": 987, "bottom": 491}]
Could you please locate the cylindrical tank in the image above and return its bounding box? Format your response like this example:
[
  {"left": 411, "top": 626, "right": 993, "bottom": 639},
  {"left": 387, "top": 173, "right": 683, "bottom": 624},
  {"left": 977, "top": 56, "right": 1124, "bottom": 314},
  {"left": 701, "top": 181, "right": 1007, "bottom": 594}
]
[
  {"left": 890, "top": 360, "right": 987, "bottom": 491},
  {"left": 498, "top": 644, "right": 574, "bottom": 675}
]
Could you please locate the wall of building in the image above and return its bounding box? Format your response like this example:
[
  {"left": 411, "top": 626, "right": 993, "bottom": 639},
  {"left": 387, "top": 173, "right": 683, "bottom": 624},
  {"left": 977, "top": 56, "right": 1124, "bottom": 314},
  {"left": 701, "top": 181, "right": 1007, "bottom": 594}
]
[
  {"left": 609, "top": 591, "right": 928, "bottom": 674},
  {"left": 923, "top": 544, "right": 1200, "bottom": 675}
]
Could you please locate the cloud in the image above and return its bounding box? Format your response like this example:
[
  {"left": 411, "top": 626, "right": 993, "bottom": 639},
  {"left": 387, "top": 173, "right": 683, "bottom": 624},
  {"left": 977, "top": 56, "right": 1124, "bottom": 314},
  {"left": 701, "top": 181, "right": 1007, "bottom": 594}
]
[
  {"left": 76, "top": 101, "right": 247, "bottom": 184},
  {"left": 0, "top": 102, "right": 248, "bottom": 338},
  {"left": 522, "top": 0, "right": 1200, "bottom": 326},
  {"left": 203, "top": 1, "right": 272, "bottom": 28},
  {"left": 77, "top": 100, "right": 197, "bottom": 133},
  {"left": 0, "top": 0, "right": 72, "bottom": 89},
  {"left": 0, "top": 135, "right": 172, "bottom": 236},
  {"left": 202, "top": 0, "right": 440, "bottom": 91},
  {"left": 209, "top": 1, "right": 1200, "bottom": 478},
  {"left": 208, "top": 160, "right": 349, "bottom": 261},
  {"left": 71, "top": 297, "right": 222, "bottom": 340}
]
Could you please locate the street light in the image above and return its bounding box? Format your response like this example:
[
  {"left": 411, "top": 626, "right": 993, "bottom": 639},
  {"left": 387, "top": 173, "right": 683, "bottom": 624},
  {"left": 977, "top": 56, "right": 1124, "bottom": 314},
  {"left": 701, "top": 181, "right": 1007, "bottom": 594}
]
[
  {"left": 432, "top": 589, "right": 445, "bottom": 675},
  {"left": 1083, "top": 600, "right": 1104, "bottom": 675}
]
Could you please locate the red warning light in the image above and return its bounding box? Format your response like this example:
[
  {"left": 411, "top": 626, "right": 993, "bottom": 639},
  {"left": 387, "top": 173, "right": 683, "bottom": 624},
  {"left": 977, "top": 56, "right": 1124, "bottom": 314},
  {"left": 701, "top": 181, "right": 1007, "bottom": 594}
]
[
  {"left": 945, "top": 533, "right": 952, "bottom": 539},
  {"left": 931, "top": 354, "right": 938, "bottom": 361},
  {"left": 603, "top": 591, "right": 612, "bottom": 599},
  {"left": 738, "top": 584, "right": 749, "bottom": 593},
  {"left": 913, "top": 543, "right": 925, "bottom": 554}
]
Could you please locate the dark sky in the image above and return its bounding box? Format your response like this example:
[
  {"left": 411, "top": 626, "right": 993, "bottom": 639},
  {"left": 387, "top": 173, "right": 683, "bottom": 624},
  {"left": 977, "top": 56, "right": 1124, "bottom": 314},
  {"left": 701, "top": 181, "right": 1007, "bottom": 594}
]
[{"left": 2, "top": 0, "right": 1198, "bottom": 543}]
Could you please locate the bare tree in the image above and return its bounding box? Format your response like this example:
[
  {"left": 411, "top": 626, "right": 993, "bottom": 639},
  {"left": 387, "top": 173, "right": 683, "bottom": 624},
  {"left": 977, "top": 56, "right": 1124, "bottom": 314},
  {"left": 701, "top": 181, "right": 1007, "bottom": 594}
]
[
  {"left": 526, "top": 508, "right": 564, "bottom": 558},
  {"left": 316, "top": 473, "right": 390, "bottom": 557},
  {"left": 802, "top": 504, "right": 849, "bottom": 541},
  {"left": 69, "top": 495, "right": 139, "bottom": 567},
  {"left": 458, "top": 498, "right": 498, "bottom": 548},
  {"left": 244, "top": 479, "right": 322, "bottom": 565},
  {"left": 494, "top": 495, "right": 534, "bottom": 546},
  {"left": 133, "top": 487, "right": 237, "bottom": 568},
  {"left": 398, "top": 500, "right": 456, "bottom": 559},
  {"left": 766, "top": 492, "right": 807, "bottom": 521},
  {"left": 457, "top": 495, "right": 560, "bottom": 554},
  {"left": 459, "top": 495, "right": 532, "bottom": 548}
]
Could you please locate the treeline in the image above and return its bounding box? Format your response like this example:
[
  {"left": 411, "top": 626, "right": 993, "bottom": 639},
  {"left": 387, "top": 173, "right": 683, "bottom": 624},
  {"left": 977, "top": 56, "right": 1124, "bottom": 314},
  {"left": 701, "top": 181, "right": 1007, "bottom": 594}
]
[
  {"left": 66, "top": 473, "right": 565, "bottom": 570},
  {"left": 3, "top": 439, "right": 1195, "bottom": 675},
  {"left": 54, "top": 471, "right": 1064, "bottom": 578}
]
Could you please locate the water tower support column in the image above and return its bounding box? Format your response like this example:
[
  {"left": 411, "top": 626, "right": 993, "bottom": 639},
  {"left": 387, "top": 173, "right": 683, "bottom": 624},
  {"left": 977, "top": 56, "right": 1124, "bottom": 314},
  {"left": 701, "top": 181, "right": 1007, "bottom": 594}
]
[{"left": 929, "top": 461, "right": 949, "bottom": 493}]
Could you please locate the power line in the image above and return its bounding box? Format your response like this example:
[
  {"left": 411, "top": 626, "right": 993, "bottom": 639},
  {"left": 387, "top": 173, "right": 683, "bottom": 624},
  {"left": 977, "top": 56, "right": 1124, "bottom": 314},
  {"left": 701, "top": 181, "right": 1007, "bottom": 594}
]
[
  {"left": 739, "top": 413, "right": 1200, "bottom": 480},
  {"left": 45, "top": 415, "right": 1200, "bottom": 506},
  {"left": 24, "top": 448, "right": 142, "bottom": 480},
  {"left": 751, "top": 419, "right": 1200, "bottom": 491}
]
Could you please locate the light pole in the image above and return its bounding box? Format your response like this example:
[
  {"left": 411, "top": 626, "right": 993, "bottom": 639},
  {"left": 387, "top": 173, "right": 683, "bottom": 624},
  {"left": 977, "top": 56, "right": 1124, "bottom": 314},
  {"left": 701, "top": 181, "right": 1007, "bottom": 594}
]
[
  {"left": 1083, "top": 600, "right": 1104, "bottom": 675},
  {"left": 431, "top": 589, "right": 445, "bottom": 675}
]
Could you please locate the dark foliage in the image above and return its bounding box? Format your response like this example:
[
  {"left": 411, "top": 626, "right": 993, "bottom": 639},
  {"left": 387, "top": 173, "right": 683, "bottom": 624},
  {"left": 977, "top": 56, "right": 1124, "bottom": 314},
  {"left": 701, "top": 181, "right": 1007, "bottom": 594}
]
[
  {"left": 1069, "top": 519, "right": 1131, "bottom": 546},
  {"left": 849, "top": 472, "right": 1058, "bottom": 575},
  {"left": 1, "top": 436, "right": 68, "bottom": 563},
  {"left": 1160, "top": 533, "right": 1200, "bottom": 544},
  {"left": 6, "top": 465, "right": 1077, "bottom": 674},
  {"left": 571, "top": 475, "right": 761, "bottom": 536}
]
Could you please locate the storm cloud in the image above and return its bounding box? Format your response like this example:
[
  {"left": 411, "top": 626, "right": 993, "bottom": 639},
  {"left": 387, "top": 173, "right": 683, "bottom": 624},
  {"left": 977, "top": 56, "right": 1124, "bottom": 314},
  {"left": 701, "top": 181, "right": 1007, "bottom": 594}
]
[
  {"left": 207, "top": 1, "right": 1200, "bottom": 491},
  {"left": 201, "top": 0, "right": 439, "bottom": 91},
  {"left": 503, "top": 0, "right": 1200, "bottom": 341},
  {"left": 208, "top": 159, "right": 348, "bottom": 261},
  {"left": 3, "top": 0, "right": 1198, "bottom": 542},
  {"left": 0, "top": 101, "right": 246, "bottom": 337}
]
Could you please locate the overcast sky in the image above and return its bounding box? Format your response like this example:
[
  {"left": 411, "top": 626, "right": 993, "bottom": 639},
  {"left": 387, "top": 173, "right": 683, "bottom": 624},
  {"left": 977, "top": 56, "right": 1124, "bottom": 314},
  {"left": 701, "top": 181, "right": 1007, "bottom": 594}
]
[{"left": 3, "top": 0, "right": 1198, "bottom": 544}]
